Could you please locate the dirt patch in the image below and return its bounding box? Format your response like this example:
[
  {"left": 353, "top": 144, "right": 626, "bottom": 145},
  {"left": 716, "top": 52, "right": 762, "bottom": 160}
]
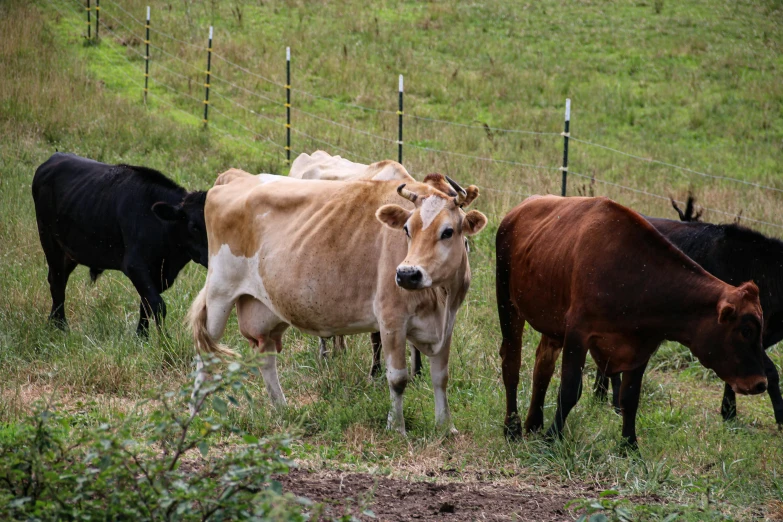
[{"left": 278, "top": 469, "right": 576, "bottom": 521}]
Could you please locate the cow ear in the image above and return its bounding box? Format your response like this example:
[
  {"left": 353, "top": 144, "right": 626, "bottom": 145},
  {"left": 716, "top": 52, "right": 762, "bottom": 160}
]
[
  {"left": 462, "top": 185, "right": 480, "bottom": 207},
  {"left": 462, "top": 210, "right": 487, "bottom": 236},
  {"left": 376, "top": 204, "right": 411, "bottom": 230},
  {"left": 718, "top": 299, "right": 737, "bottom": 324},
  {"left": 152, "top": 202, "right": 183, "bottom": 222}
]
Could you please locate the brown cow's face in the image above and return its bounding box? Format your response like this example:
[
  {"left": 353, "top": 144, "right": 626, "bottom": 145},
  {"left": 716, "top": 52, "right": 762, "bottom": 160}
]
[
  {"left": 694, "top": 281, "right": 767, "bottom": 395},
  {"left": 376, "top": 179, "right": 487, "bottom": 290}
]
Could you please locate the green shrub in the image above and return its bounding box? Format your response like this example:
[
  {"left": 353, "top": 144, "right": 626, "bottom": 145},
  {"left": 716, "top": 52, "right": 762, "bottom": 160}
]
[{"left": 0, "top": 358, "right": 310, "bottom": 521}]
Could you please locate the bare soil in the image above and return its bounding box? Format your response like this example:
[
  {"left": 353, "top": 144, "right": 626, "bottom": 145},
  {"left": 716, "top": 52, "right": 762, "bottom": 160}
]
[{"left": 278, "top": 469, "right": 580, "bottom": 521}]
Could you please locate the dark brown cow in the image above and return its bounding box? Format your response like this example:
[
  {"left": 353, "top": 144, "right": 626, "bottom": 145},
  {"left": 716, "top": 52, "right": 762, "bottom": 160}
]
[{"left": 496, "top": 195, "right": 768, "bottom": 448}]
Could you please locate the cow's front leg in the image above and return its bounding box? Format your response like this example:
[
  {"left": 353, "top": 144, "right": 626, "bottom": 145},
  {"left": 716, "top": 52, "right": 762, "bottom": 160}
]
[
  {"left": 429, "top": 346, "right": 457, "bottom": 435},
  {"left": 127, "top": 267, "right": 165, "bottom": 335},
  {"left": 381, "top": 329, "right": 408, "bottom": 435}
]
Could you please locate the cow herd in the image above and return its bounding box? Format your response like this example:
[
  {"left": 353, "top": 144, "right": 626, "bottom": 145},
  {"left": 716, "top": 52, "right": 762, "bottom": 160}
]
[{"left": 32, "top": 150, "right": 782, "bottom": 449}]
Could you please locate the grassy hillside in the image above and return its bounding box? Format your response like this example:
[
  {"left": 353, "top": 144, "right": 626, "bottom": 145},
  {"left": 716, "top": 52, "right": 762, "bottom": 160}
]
[{"left": 2, "top": 0, "right": 783, "bottom": 519}]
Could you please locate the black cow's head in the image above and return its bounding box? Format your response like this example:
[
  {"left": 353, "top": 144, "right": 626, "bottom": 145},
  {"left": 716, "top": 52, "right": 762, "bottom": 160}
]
[{"left": 152, "top": 191, "right": 208, "bottom": 267}]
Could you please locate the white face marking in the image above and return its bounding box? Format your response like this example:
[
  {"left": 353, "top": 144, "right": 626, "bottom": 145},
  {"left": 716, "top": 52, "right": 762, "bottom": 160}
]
[
  {"left": 419, "top": 196, "right": 447, "bottom": 230},
  {"left": 257, "top": 174, "right": 284, "bottom": 184}
]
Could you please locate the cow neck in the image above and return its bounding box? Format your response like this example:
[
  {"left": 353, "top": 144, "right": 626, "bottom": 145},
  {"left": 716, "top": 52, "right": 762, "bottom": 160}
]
[{"left": 657, "top": 271, "right": 728, "bottom": 347}]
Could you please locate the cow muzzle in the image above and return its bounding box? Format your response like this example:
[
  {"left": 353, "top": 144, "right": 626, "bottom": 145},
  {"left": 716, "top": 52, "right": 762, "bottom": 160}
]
[
  {"left": 731, "top": 376, "right": 767, "bottom": 396},
  {"left": 396, "top": 265, "right": 431, "bottom": 290}
]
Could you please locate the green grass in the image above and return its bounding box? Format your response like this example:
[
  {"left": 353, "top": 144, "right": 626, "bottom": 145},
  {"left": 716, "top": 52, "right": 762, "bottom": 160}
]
[{"left": 2, "top": 0, "right": 783, "bottom": 519}]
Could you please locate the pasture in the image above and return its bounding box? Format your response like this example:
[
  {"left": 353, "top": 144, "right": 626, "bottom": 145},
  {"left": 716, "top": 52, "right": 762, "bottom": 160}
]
[{"left": 1, "top": 0, "right": 783, "bottom": 519}]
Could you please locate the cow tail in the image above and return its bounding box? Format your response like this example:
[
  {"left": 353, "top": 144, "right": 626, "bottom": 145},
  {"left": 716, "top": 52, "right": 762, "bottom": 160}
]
[{"left": 187, "top": 286, "right": 237, "bottom": 357}]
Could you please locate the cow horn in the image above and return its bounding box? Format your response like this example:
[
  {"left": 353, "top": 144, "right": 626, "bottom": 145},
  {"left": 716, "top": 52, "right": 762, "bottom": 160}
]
[
  {"left": 445, "top": 175, "right": 467, "bottom": 205},
  {"left": 396, "top": 183, "right": 418, "bottom": 202}
]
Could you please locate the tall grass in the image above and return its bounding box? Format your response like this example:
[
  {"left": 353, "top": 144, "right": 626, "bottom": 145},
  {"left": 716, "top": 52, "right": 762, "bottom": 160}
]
[{"left": 2, "top": 0, "right": 783, "bottom": 518}]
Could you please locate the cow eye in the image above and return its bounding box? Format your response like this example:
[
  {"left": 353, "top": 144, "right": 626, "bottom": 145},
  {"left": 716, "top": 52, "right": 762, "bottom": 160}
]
[
  {"left": 740, "top": 325, "right": 754, "bottom": 340},
  {"left": 403, "top": 225, "right": 410, "bottom": 237},
  {"left": 441, "top": 228, "right": 454, "bottom": 240}
]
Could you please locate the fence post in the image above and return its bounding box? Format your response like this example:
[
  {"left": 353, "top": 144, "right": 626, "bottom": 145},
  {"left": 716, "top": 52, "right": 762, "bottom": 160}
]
[
  {"left": 144, "top": 6, "right": 150, "bottom": 104},
  {"left": 86, "top": 0, "right": 91, "bottom": 39},
  {"left": 95, "top": 0, "right": 99, "bottom": 40},
  {"left": 203, "top": 26, "right": 213, "bottom": 127},
  {"left": 398, "top": 74, "right": 403, "bottom": 164},
  {"left": 285, "top": 47, "right": 291, "bottom": 165},
  {"left": 561, "top": 98, "right": 570, "bottom": 197}
]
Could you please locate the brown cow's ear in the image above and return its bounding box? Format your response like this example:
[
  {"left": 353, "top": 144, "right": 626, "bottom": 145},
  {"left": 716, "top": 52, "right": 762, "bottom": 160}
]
[
  {"left": 462, "top": 185, "right": 480, "bottom": 207},
  {"left": 462, "top": 210, "right": 487, "bottom": 236},
  {"left": 737, "top": 281, "right": 759, "bottom": 300},
  {"left": 717, "top": 299, "right": 737, "bottom": 324},
  {"left": 376, "top": 204, "right": 412, "bottom": 230}
]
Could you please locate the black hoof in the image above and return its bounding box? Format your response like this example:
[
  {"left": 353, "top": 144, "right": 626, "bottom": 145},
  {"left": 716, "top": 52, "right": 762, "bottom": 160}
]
[{"left": 504, "top": 414, "right": 523, "bottom": 440}]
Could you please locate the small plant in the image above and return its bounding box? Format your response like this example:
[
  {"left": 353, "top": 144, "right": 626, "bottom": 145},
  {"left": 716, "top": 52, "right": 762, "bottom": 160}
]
[
  {"left": 0, "top": 358, "right": 310, "bottom": 521},
  {"left": 566, "top": 490, "right": 633, "bottom": 522}
]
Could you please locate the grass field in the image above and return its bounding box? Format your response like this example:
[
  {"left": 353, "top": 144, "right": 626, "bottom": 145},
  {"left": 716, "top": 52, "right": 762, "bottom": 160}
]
[{"left": 2, "top": 0, "right": 783, "bottom": 519}]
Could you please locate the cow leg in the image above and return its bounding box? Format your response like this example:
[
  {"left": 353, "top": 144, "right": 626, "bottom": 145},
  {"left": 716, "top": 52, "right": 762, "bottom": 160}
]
[
  {"left": 593, "top": 370, "right": 610, "bottom": 403},
  {"left": 334, "top": 335, "right": 346, "bottom": 353},
  {"left": 545, "top": 334, "right": 586, "bottom": 441},
  {"left": 526, "top": 335, "right": 564, "bottom": 435},
  {"left": 370, "top": 332, "right": 382, "bottom": 378},
  {"left": 381, "top": 329, "right": 409, "bottom": 435},
  {"left": 498, "top": 303, "right": 527, "bottom": 439},
  {"left": 126, "top": 268, "right": 165, "bottom": 336},
  {"left": 619, "top": 363, "right": 648, "bottom": 450},
  {"left": 430, "top": 342, "right": 457, "bottom": 435},
  {"left": 237, "top": 295, "right": 288, "bottom": 408},
  {"left": 411, "top": 346, "right": 422, "bottom": 378},
  {"left": 720, "top": 383, "right": 737, "bottom": 422},
  {"left": 43, "top": 247, "right": 77, "bottom": 329},
  {"left": 318, "top": 337, "right": 329, "bottom": 359},
  {"left": 257, "top": 329, "right": 287, "bottom": 408},
  {"left": 611, "top": 374, "right": 622, "bottom": 413},
  {"left": 763, "top": 353, "right": 783, "bottom": 426},
  {"left": 190, "top": 290, "right": 237, "bottom": 414}
]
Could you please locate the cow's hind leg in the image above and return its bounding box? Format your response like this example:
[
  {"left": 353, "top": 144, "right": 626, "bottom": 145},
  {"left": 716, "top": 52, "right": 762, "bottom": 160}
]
[
  {"left": 545, "top": 332, "right": 586, "bottom": 441},
  {"left": 763, "top": 353, "right": 783, "bottom": 426},
  {"left": 411, "top": 346, "right": 422, "bottom": 378},
  {"left": 720, "top": 383, "right": 737, "bottom": 422},
  {"left": 524, "top": 335, "right": 562, "bottom": 435},
  {"left": 189, "top": 287, "right": 237, "bottom": 414},
  {"left": 619, "top": 362, "right": 648, "bottom": 450},
  {"left": 370, "top": 332, "right": 382, "bottom": 378},
  {"left": 594, "top": 370, "right": 610, "bottom": 403},
  {"left": 41, "top": 242, "right": 77, "bottom": 329},
  {"left": 237, "top": 295, "right": 288, "bottom": 408}
]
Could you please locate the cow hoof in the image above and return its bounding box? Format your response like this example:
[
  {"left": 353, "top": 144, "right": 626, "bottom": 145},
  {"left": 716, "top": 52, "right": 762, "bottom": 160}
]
[
  {"left": 504, "top": 416, "right": 523, "bottom": 440},
  {"left": 386, "top": 413, "right": 407, "bottom": 436}
]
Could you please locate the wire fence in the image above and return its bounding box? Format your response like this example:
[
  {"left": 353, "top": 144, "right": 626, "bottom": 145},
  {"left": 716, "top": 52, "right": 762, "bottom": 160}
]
[{"left": 50, "top": 0, "right": 783, "bottom": 232}]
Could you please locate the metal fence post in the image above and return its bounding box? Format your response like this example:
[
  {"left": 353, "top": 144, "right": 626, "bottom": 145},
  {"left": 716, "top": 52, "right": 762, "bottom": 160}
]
[
  {"left": 95, "top": 0, "right": 100, "bottom": 40},
  {"left": 86, "top": 0, "right": 91, "bottom": 39},
  {"left": 144, "top": 6, "right": 150, "bottom": 104},
  {"left": 203, "top": 26, "right": 213, "bottom": 126},
  {"left": 285, "top": 47, "right": 291, "bottom": 165},
  {"left": 398, "top": 74, "right": 403, "bottom": 164},
  {"left": 561, "top": 98, "right": 571, "bottom": 197}
]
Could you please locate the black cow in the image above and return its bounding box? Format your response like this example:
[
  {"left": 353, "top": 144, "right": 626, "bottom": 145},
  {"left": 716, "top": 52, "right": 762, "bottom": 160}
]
[
  {"left": 32, "top": 153, "right": 208, "bottom": 334},
  {"left": 595, "top": 196, "right": 783, "bottom": 426}
]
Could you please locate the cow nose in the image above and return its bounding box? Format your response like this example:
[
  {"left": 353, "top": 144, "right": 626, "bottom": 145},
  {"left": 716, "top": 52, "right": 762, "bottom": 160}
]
[
  {"left": 753, "top": 380, "right": 767, "bottom": 395},
  {"left": 396, "top": 267, "right": 423, "bottom": 289}
]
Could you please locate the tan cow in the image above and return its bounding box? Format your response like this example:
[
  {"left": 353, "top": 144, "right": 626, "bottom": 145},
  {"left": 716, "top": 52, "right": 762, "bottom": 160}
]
[
  {"left": 288, "top": 151, "right": 411, "bottom": 361},
  {"left": 288, "top": 151, "right": 425, "bottom": 375},
  {"left": 189, "top": 166, "right": 487, "bottom": 434}
]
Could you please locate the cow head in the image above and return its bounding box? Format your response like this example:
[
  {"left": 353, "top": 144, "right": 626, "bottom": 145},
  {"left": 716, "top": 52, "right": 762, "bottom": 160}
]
[
  {"left": 692, "top": 281, "right": 767, "bottom": 395},
  {"left": 376, "top": 175, "right": 487, "bottom": 290},
  {"left": 152, "top": 191, "right": 209, "bottom": 267}
]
